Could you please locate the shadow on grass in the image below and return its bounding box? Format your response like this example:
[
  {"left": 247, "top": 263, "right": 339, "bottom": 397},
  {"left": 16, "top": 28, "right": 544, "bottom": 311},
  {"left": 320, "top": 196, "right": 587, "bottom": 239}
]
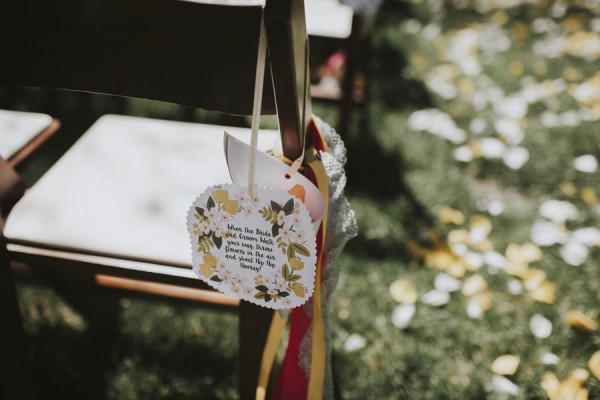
[
  {"left": 26, "top": 311, "right": 237, "bottom": 400},
  {"left": 342, "top": 0, "right": 437, "bottom": 259}
]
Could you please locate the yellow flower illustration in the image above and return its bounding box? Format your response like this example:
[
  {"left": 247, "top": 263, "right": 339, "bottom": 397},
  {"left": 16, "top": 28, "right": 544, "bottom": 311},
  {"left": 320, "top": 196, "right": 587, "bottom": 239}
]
[
  {"left": 292, "top": 283, "right": 305, "bottom": 297},
  {"left": 211, "top": 189, "right": 229, "bottom": 203},
  {"left": 223, "top": 199, "right": 239, "bottom": 215},
  {"left": 290, "top": 258, "right": 304, "bottom": 270},
  {"left": 199, "top": 254, "right": 217, "bottom": 278}
]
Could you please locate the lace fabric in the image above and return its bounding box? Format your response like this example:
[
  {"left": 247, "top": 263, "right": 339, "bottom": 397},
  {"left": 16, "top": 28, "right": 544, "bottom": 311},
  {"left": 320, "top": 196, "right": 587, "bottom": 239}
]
[{"left": 298, "top": 116, "right": 358, "bottom": 399}]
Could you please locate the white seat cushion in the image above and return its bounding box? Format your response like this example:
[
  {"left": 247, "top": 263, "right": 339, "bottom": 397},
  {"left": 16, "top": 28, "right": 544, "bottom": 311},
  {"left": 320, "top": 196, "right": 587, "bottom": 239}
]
[
  {"left": 305, "top": 0, "right": 353, "bottom": 39},
  {"left": 0, "top": 109, "right": 53, "bottom": 160},
  {"left": 4, "top": 114, "right": 279, "bottom": 267}
]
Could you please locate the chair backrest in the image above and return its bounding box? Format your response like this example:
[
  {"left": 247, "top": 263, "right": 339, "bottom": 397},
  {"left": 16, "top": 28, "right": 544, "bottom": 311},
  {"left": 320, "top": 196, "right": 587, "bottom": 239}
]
[{"left": 0, "top": 0, "right": 311, "bottom": 160}]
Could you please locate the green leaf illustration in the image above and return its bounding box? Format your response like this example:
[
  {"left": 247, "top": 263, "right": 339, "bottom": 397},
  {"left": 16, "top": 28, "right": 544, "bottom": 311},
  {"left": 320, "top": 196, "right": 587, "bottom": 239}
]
[
  {"left": 282, "top": 264, "right": 290, "bottom": 280},
  {"left": 195, "top": 207, "right": 205, "bottom": 216},
  {"left": 283, "top": 198, "right": 294, "bottom": 215},
  {"left": 255, "top": 285, "right": 269, "bottom": 292},
  {"left": 287, "top": 245, "right": 295, "bottom": 260},
  {"left": 207, "top": 196, "right": 215, "bottom": 210},
  {"left": 271, "top": 201, "right": 282, "bottom": 213},
  {"left": 291, "top": 242, "right": 310, "bottom": 257},
  {"left": 210, "top": 276, "right": 223, "bottom": 282},
  {"left": 264, "top": 295, "right": 272, "bottom": 302},
  {"left": 279, "top": 291, "right": 290, "bottom": 297},
  {"left": 287, "top": 275, "right": 301, "bottom": 282},
  {"left": 254, "top": 292, "right": 266, "bottom": 299},
  {"left": 272, "top": 223, "right": 280, "bottom": 238},
  {"left": 213, "top": 234, "right": 222, "bottom": 249}
]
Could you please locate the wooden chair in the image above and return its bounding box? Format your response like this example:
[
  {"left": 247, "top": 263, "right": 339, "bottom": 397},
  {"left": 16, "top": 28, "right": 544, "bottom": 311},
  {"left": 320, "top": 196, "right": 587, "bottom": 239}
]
[
  {"left": 0, "top": 0, "right": 312, "bottom": 398},
  {"left": 305, "top": 0, "right": 361, "bottom": 137},
  {"left": 0, "top": 110, "right": 60, "bottom": 210},
  {"left": 0, "top": 110, "right": 60, "bottom": 170}
]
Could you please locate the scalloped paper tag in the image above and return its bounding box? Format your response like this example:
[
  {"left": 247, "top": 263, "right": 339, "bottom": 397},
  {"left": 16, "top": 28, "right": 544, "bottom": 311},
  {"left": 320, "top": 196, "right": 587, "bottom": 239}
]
[{"left": 187, "top": 183, "right": 317, "bottom": 309}]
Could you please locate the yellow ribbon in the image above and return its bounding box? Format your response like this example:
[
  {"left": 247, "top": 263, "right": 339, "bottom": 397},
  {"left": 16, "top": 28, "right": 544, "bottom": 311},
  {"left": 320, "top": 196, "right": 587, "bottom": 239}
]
[
  {"left": 255, "top": 120, "right": 330, "bottom": 399},
  {"left": 256, "top": 311, "right": 288, "bottom": 400},
  {"left": 306, "top": 159, "right": 328, "bottom": 400}
]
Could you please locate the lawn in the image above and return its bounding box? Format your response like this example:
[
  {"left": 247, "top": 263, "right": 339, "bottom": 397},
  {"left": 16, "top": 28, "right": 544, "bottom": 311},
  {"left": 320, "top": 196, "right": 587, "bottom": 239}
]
[{"left": 4, "top": 0, "right": 600, "bottom": 399}]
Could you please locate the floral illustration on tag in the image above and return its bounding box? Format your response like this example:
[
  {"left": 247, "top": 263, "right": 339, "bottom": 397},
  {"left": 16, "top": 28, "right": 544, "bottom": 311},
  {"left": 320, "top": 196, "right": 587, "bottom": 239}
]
[{"left": 187, "top": 183, "right": 317, "bottom": 309}]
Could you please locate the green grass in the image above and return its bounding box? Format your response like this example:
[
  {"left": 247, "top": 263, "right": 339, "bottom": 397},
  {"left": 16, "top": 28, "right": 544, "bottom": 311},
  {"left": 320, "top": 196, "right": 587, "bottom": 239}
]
[{"left": 4, "top": 0, "right": 600, "bottom": 398}]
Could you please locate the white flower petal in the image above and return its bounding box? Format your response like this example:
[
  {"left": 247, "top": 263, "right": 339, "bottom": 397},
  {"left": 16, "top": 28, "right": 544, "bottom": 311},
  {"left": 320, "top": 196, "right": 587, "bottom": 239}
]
[
  {"left": 491, "top": 375, "right": 520, "bottom": 396},
  {"left": 540, "top": 352, "right": 560, "bottom": 365},
  {"left": 494, "top": 96, "right": 528, "bottom": 119},
  {"left": 488, "top": 200, "right": 505, "bottom": 216},
  {"left": 467, "top": 300, "right": 484, "bottom": 319},
  {"left": 540, "top": 111, "right": 560, "bottom": 127},
  {"left": 421, "top": 290, "right": 450, "bottom": 306},
  {"left": 559, "top": 241, "right": 589, "bottom": 266},
  {"left": 530, "top": 314, "right": 553, "bottom": 339},
  {"left": 479, "top": 138, "right": 506, "bottom": 159},
  {"left": 484, "top": 251, "right": 507, "bottom": 269},
  {"left": 494, "top": 119, "right": 524, "bottom": 145},
  {"left": 343, "top": 333, "right": 367, "bottom": 352},
  {"left": 465, "top": 252, "right": 484, "bottom": 270},
  {"left": 573, "top": 154, "right": 598, "bottom": 173},
  {"left": 571, "top": 227, "right": 600, "bottom": 247},
  {"left": 434, "top": 273, "right": 462, "bottom": 293},
  {"left": 502, "top": 147, "right": 530, "bottom": 170},
  {"left": 539, "top": 200, "right": 579, "bottom": 224},
  {"left": 531, "top": 219, "right": 568, "bottom": 246},
  {"left": 470, "top": 118, "right": 487, "bottom": 134},
  {"left": 454, "top": 145, "right": 474, "bottom": 162},
  {"left": 507, "top": 279, "right": 523, "bottom": 295},
  {"left": 392, "top": 304, "right": 416, "bottom": 329}
]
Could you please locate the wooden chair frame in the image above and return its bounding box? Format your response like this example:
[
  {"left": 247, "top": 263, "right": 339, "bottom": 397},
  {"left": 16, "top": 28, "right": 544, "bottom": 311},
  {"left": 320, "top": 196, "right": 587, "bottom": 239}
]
[{"left": 0, "top": 0, "right": 313, "bottom": 398}]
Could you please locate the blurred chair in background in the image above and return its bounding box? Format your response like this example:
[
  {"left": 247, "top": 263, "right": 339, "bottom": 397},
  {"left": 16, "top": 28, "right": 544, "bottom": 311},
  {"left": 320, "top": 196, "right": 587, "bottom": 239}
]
[
  {"left": 306, "top": 0, "right": 366, "bottom": 137},
  {"left": 0, "top": 0, "right": 311, "bottom": 398},
  {"left": 0, "top": 110, "right": 59, "bottom": 211}
]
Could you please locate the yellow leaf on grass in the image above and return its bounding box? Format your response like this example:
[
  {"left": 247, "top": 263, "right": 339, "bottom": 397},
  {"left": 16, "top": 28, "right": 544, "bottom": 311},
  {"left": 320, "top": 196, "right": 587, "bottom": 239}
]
[
  {"left": 567, "top": 310, "right": 599, "bottom": 331},
  {"left": 523, "top": 268, "right": 546, "bottom": 290},
  {"left": 588, "top": 350, "right": 600, "bottom": 381},
  {"left": 541, "top": 372, "right": 560, "bottom": 399},
  {"left": 389, "top": 279, "right": 418, "bottom": 304},
  {"left": 506, "top": 242, "right": 543, "bottom": 264},
  {"left": 469, "top": 215, "right": 492, "bottom": 242},
  {"left": 424, "top": 250, "right": 455, "bottom": 271},
  {"left": 462, "top": 274, "right": 488, "bottom": 297},
  {"left": 506, "top": 262, "right": 528, "bottom": 279},
  {"left": 558, "top": 369, "right": 589, "bottom": 400},
  {"left": 223, "top": 199, "right": 239, "bottom": 215},
  {"left": 438, "top": 207, "right": 465, "bottom": 225},
  {"left": 572, "top": 368, "right": 589, "bottom": 384},
  {"left": 447, "top": 260, "right": 467, "bottom": 278},
  {"left": 472, "top": 291, "right": 494, "bottom": 311},
  {"left": 581, "top": 187, "right": 598, "bottom": 205},
  {"left": 561, "top": 182, "right": 578, "bottom": 197},
  {"left": 448, "top": 229, "right": 470, "bottom": 245},
  {"left": 528, "top": 281, "right": 556, "bottom": 304},
  {"left": 491, "top": 355, "right": 520, "bottom": 376}
]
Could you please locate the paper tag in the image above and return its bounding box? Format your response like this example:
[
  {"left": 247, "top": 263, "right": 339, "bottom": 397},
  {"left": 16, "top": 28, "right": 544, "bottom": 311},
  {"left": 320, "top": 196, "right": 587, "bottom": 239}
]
[{"left": 187, "top": 183, "right": 317, "bottom": 309}]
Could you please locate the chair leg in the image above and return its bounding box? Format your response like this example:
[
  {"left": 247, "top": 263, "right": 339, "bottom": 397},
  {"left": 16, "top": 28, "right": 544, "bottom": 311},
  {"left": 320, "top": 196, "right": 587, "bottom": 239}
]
[
  {"left": 0, "top": 235, "right": 35, "bottom": 400},
  {"left": 239, "top": 301, "right": 274, "bottom": 400}
]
